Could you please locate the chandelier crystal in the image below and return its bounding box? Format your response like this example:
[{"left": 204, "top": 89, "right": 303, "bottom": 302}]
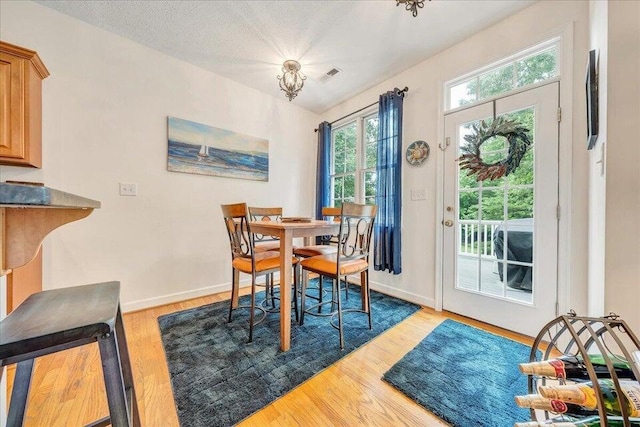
[
  {"left": 396, "top": 0, "right": 431, "bottom": 18},
  {"left": 277, "top": 60, "right": 306, "bottom": 101}
]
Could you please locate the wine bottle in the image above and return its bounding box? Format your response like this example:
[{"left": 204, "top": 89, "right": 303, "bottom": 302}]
[
  {"left": 519, "top": 354, "right": 635, "bottom": 380},
  {"left": 538, "top": 380, "right": 640, "bottom": 416},
  {"left": 515, "top": 394, "right": 597, "bottom": 416},
  {"left": 515, "top": 415, "right": 640, "bottom": 426}
]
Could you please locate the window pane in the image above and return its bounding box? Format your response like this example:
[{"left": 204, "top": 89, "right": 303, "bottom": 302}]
[
  {"left": 345, "top": 126, "right": 357, "bottom": 151},
  {"left": 345, "top": 148, "right": 356, "bottom": 173},
  {"left": 482, "top": 189, "right": 504, "bottom": 221},
  {"left": 344, "top": 174, "right": 355, "bottom": 199},
  {"left": 366, "top": 142, "right": 377, "bottom": 169},
  {"left": 365, "top": 196, "right": 376, "bottom": 206},
  {"left": 334, "top": 149, "right": 345, "bottom": 174},
  {"left": 333, "top": 176, "right": 343, "bottom": 200},
  {"left": 447, "top": 43, "right": 558, "bottom": 111},
  {"left": 365, "top": 117, "right": 379, "bottom": 143},
  {"left": 459, "top": 190, "right": 479, "bottom": 220},
  {"left": 364, "top": 171, "right": 377, "bottom": 197},
  {"left": 508, "top": 149, "right": 534, "bottom": 185},
  {"left": 516, "top": 47, "right": 557, "bottom": 87},
  {"left": 478, "top": 64, "right": 514, "bottom": 99},
  {"left": 459, "top": 168, "right": 479, "bottom": 189},
  {"left": 334, "top": 131, "right": 346, "bottom": 152},
  {"left": 450, "top": 79, "right": 476, "bottom": 107},
  {"left": 508, "top": 188, "right": 534, "bottom": 219},
  {"left": 479, "top": 136, "right": 506, "bottom": 153}
]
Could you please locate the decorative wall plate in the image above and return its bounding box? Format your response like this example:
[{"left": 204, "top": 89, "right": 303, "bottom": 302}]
[{"left": 406, "top": 140, "right": 430, "bottom": 165}]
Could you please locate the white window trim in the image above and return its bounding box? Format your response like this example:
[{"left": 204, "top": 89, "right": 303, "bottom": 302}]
[
  {"left": 435, "top": 23, "right": 575, "bottom": 318},
  {"left": 444, "top": 36, "right": 561, "bottom": 111},
  {"left": 330, "top": 107, "right": 378, "bottom": 206}
]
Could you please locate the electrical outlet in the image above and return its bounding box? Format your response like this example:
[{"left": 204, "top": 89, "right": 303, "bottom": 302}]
[
  {"left": 119, "top": 182, "right": 137, "bottom": 196},
  {"left": 411, "top": 188, "right": 427, "bottom": 201}
]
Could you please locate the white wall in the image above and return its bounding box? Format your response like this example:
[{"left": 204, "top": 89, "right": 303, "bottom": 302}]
[
  {"left": 587, "top": 0, "right": 608, "bottom": 318},
  {"left": 598, "top": 1, "right": 640, "bottom": 333},
  {"left": 322, "top": 1, "right": 591, "bottom": 314},
  {"left": 0, "top": 1, "right": 319, "bottom": 311}
]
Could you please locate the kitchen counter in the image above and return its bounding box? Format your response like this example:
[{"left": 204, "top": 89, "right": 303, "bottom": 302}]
[
  {"left": 1, "top": 182, "right": 101, "bottom": 272},
  {"left": 0, "top": 183, "right": 101, "bottom": 209}
]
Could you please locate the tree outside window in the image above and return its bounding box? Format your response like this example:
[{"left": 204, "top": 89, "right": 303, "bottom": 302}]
[{"left": 331, "top": 113, "right": 379, "bottom": 207}]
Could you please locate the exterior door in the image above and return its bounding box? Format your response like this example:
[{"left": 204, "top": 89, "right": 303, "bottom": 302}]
[{"left": 442, "top": 82, "right": 559, "bottom": 337}]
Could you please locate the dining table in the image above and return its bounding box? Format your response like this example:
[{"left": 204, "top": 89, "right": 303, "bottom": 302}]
[{"left": 244, "top": 218, "right": 340, "bottom": 351}]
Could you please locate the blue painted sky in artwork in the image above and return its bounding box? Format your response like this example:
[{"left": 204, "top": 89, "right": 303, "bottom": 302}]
[{"left": 168, "top": 117, "right": 268, "bottom": 154}]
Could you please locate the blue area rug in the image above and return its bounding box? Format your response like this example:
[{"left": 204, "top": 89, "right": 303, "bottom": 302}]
[
  {"left": 158, "top": 279, "right": 420, "bottom": 427},
  {"left": 383, "top": 319, "right": 533, "bottom": 427}
]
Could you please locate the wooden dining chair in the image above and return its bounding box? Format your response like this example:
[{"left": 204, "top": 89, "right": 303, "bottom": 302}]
[
  {"left": 247, "top": 206, "right": 298, "bottom": 312},
  {"left": 221, "top": 203, "right": 299, "bottom": 342},
  {"left": 293, "top": 207, "right": 341, "bottom": 311},
  {"left": 247, "top": 206, "right": 282, "bottom": 253},
  {"left": 299, "top": 203, "right": 377, "bottom": 349}
]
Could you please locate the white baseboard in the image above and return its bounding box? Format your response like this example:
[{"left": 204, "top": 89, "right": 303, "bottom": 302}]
[
  {"left": 121, "top": 279, "right": 254, "bottom": 313},
  {"left": 369, "top": 281, "right": 435, "bottom": 309},
  {"left": 339, "top": 275, "right": 435, "bottom": 309},
  {"left": 121, "top": 276, "right": 433, "bottom": 313}
]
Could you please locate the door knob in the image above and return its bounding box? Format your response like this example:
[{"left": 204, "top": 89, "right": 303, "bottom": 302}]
[{"left": 443, "top": 220, "right": 454, "bottom": 227}]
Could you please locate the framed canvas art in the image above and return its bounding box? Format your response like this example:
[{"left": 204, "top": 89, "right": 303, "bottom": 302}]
[{"left": 167, "top": 117, "right": 269, "bottom": 181}]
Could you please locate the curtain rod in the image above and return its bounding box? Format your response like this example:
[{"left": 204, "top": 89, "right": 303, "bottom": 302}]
[{"left": 314, "top": 86, "right": 408, "bottom": 132}]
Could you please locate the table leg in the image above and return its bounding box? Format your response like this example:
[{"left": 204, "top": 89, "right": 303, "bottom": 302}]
[{"left": 280, "top": 229, "right": 293, "bottom": 351}]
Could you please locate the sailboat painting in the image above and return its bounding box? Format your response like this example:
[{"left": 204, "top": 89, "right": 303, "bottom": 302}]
[{"left": 167, "top": 116, "right": 269, "bottom": 181}]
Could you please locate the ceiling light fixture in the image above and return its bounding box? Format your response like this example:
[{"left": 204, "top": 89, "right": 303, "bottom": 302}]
[
  {"left": 396, "top": 0, "right": 431, "bottom": 18},
  {"left": 277, "top": 60, "right": 306, "bottom": 101}
]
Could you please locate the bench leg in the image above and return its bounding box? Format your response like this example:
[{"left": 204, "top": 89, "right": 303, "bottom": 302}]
[
  {"left": 7, "top": 359, "right": 34, "bottom": 427},
  {"left": 98, "top": 331, "right": 131, "bottom": 427},
  {"left": 115, "top": 306, "right": 141, "bottom": 426}
]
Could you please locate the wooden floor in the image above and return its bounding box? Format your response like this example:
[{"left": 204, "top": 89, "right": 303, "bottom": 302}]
[{"left": 6, "top": 287, "right": 534, "bottom": 427}]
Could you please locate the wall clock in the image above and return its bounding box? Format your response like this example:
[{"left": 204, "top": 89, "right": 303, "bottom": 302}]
[{"left": 406, "top": 140, "right": 430, "bottom": 165}]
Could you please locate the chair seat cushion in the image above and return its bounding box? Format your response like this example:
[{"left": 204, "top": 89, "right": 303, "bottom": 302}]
[
  {"left": 254, "top": 242, "right": 299, "bottom": 253},
  {"left": 233, "top": 252, "right": 299, "bottom": 273},
  {"left": 294, "top": 245, "right": 338, "bottom": 258},
  {"left": 254, "top": 242, "right": 280, "bottom": 252},
  {"left": 300, "top": 254, "right": 368, "bottom": 276}
]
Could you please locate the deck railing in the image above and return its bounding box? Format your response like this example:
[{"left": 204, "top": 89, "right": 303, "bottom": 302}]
[{"left": 458, "top": 220, "right": 501, "bottom": 258}]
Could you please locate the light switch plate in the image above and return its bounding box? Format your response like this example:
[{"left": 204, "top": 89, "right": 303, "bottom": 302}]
[
  {"left": 411, "top": 188, "right": 427, "bottom": 201},
  {"left": 119, "top": 182, "right": 137, "bottom": 196}
]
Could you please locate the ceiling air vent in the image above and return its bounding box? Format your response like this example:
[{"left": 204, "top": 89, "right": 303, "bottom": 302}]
[{"left": 318, "top": 67, "right": 341, "bottom": 84}]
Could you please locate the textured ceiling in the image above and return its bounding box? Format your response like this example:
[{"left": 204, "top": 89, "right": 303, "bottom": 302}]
[{"left": 36, "top": 0, "right": 535, "bottom": 114}]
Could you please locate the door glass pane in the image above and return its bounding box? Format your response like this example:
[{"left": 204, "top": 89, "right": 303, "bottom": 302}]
[
  {"left": 456, "top": 108, "right": 535, "bottom": 304},
  {"left": 459, "top": 191, "right": 479, "bottom": 220}
]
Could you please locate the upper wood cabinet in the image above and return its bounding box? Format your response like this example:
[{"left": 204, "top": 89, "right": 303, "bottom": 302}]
[{"left": 0, "top": 41, "right": 50, "bottom": 168}]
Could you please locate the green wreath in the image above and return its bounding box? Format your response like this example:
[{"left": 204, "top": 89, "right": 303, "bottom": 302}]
[{"left": 457, "top": 117, "right": 532, "bottom": 181}]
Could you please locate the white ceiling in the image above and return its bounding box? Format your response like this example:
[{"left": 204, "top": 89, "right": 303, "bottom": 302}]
[{"left": 36, "top": 0, "right": 535, "bottom": 114}]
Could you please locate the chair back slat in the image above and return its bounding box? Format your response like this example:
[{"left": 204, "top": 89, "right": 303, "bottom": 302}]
[
  {"left": 337, "top": 203, "right": 377, "bottom": 261},
  {"left": 317, "top": 206, "right": 341, "bottom": 245},
  {"left": 248, "top": 206, "right": 282, "bottom": 242},
  {"left": 221, "top": 203, "right": 253, "bottom": 259}
]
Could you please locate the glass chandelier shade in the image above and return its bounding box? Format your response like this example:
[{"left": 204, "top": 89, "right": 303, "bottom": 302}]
[{"left": 277, "top": 60, "right": 306, "bottom": 101}]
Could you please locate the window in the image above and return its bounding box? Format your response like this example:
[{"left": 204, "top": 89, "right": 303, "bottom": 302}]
[
  {"left": 447, "top": 39, "right": 559, "bottom": 110},
  {"left": 331, "top": 112, "right": 379, "bottom": 207}
]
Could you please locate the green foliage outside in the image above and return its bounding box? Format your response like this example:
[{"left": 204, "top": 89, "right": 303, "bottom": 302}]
[
  {"left": 332, "top": 116, "right": 379, "bottom": 206},
  {"left": 459, "top": 108, "right": 536, "bottom": 224},
  {"left": 456, "top": 47, "right": 557, "bottom": 108},
  {"left": 455, "top": 47, "right": 556, "bottom": 225}
]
